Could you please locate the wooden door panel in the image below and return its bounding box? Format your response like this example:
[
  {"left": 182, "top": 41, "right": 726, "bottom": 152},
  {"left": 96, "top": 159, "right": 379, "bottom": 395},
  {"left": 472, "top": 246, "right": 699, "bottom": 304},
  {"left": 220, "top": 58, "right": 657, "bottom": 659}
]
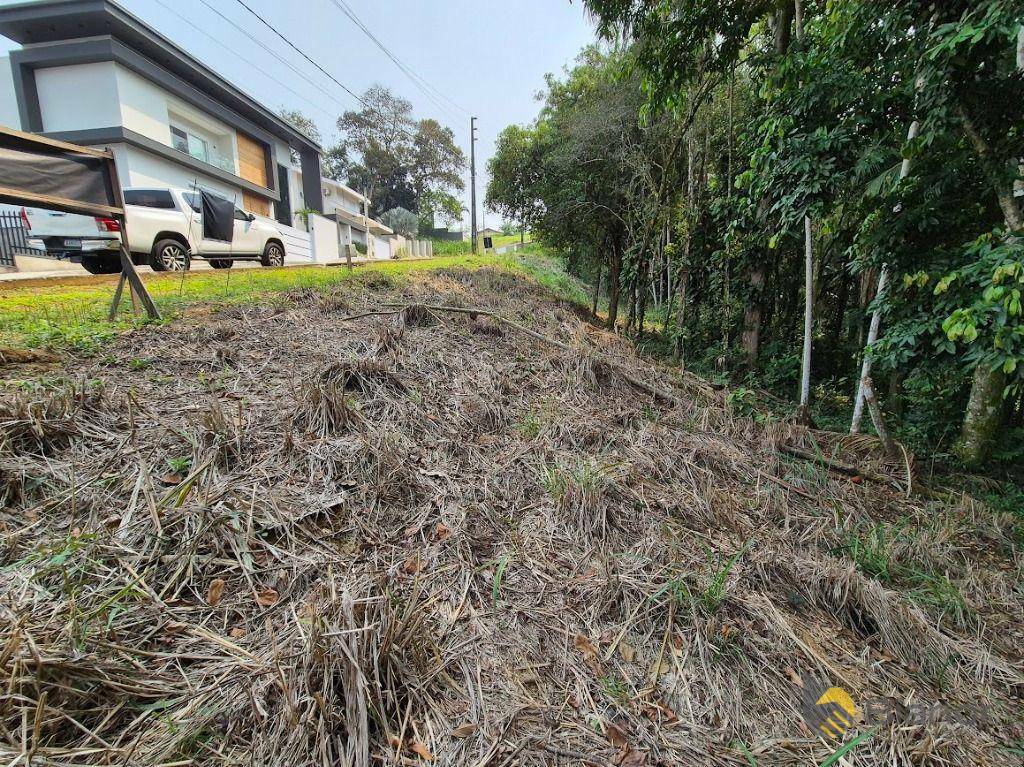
[
  {"left": 237, "top": 133, "right": 268, "bottom": 187},
  {"left": 242, "top": 191, "right": 270, "bottom": 217}
]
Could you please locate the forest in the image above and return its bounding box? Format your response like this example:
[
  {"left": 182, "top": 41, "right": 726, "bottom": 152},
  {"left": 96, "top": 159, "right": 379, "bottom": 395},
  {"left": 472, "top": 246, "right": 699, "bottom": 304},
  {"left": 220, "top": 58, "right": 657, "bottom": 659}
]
[{"left": 486, "top": 0, "right": 1024, "bottom": 489}]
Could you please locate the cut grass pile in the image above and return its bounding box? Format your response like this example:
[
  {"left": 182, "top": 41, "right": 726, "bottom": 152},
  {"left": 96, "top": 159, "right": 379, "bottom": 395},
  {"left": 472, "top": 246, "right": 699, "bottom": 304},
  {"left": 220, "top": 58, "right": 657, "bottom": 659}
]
[{"left": 0, "top": 260, "right": 1021, "bottom": 766}]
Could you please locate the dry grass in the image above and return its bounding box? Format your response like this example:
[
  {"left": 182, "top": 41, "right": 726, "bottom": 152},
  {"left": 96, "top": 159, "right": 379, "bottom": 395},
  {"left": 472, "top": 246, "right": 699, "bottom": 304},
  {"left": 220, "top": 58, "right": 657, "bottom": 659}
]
[{"left": 0, "top": 265, "right": 1022, "bottom": 766}]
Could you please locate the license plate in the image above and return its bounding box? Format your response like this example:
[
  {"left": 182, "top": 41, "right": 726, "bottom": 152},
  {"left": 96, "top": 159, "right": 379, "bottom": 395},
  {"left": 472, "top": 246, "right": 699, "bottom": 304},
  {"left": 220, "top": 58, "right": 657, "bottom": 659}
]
[{"left": 63, "top": 239, "right": 81, "bottom": 247}]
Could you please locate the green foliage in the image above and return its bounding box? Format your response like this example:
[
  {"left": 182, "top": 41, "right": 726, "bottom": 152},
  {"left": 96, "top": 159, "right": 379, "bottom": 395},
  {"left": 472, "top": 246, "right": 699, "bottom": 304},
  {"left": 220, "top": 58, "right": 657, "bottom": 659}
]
[
  {"left": 337, "top": 86, "right": 465, "bottom": 218},
  {"left": 379, "top": 207, "right": 419, "bottom": 237},
  {"left": 430, "top": 238, "right": 471, "bottom": 256},
  {"left": 542, "top": 0, "right": 1024, "bottom": 478}
]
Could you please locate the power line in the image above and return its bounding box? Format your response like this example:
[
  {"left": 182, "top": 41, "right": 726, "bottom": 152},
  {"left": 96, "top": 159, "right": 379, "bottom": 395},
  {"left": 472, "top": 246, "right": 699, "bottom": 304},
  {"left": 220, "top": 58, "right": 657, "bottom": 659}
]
[
  {"left": 228, "top": 0, "right": 426, "bottom": 145},
  {"left": 324, "top": 0, "right": 470, "bottom": 120},
  {"left": 148, "top": 0, "right": 337, "bottom": 129},
  {"left": 231, "top": 0, "right": 365, "bottom": 109},
  {"left": 195, "top": 0, "right": 354, "bottom": 118}
]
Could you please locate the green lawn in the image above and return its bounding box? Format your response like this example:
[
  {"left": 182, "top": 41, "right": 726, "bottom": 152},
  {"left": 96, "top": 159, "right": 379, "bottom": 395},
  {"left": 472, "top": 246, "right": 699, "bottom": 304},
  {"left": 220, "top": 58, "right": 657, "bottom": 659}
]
[
  {"left": 491, "top": 233, "right": 532, "bottom": 248},
  {"left": 0, "top": 255, "right": 511, "bottom": 354}
]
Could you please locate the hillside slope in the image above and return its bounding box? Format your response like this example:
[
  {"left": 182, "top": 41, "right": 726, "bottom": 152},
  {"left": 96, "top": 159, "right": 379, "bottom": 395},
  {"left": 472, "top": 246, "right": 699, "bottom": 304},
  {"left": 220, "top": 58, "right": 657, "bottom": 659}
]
[{"left": 1, "top": 265, "right": 1021, "bottom": 766}]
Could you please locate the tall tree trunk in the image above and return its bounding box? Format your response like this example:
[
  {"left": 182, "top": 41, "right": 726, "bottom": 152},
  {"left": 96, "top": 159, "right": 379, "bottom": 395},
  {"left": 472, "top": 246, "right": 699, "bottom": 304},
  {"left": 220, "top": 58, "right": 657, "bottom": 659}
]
[
  {"left": 606, "top": 243, "right": 622, "bottom": 330},
  {"left": 637, "top": 252, "right": 651, "bottom": 336},
  {"left": 957, "top": 364, "right": 1008, "bottom": 467},
  {"left": 851, "top": 119, "right": 920, "bottom": 432},
  {"left": 797, "top": 216, "right": 814, "bottom": 423},
  {"left": 741, "top": 267, "right": 766, "bottom": 369},
  {"left": 829, "top": 271, "right": 851, "bottom": 350},
  {"left": 742, "top": 5, "right": 794, "bottom": 370},
  {"left": 625, "top": 272, "right": 637, "bottom": 332},
  {"left": 773, "top": 1, "right": 794, "bottom": 56},
  {"left": 674, "top": 268, "right": 690, "bottom": 365},
  {"left": 955, "top": 42, "right": 1023, "bottom": 466},
  {"left": 960, "top": 110, "right": 1024, "bottom": 231}
]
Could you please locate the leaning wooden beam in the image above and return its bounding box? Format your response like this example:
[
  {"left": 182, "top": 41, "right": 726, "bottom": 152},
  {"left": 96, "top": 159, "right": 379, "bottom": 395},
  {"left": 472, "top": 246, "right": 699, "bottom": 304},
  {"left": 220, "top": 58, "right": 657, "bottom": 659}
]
[{"left": 109, "top": 246, "right": 160, "bottom": 320}]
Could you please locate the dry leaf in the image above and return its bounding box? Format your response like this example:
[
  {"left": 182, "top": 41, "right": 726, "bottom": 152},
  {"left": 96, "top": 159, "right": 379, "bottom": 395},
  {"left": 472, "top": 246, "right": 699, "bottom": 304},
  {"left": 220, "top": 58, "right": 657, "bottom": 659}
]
[
  {"left": 409, "top": 741, "right": 433, "bottom": 760},
  {"left": 642, "top": 702, "right": 677, "bottom": 724},
  {"left": 617, "top": 746, "right": 647, "bottom": 767},
  {"left": 619, "top": 642, "right": 635, "bottom": 663},
  {"left": 605, "top": 721, "right": 628, "bottom": 749},
  {"left": 435, "top": 523, "right": 451, "bottom": 541},
  {"left": 160, "top": 473, "right": 183, "bottom": 485},
  {"left": 229, "top": 627, "right": 246, "bottom": 638},
  {"left": 403, "top": 555, "right": 421, "bottom": 574},
  {"left": 256, "top": 587, "right": 279, "bottom": 607},
  {"left": 784, "top": 667, "right": 803, "bottom": 687},
  {"left": 574, "top": 633, "right": 599, "bottom": 661},
  {"left": 451, "top": 723, "right": 477, "bottom": 738},
  {"left": 207, "top": 578, "right": 226, "bottom": 606}
]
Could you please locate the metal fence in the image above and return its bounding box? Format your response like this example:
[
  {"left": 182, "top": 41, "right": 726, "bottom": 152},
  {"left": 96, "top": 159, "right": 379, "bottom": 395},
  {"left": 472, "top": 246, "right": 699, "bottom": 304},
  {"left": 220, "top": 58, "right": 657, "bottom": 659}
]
[{"left": 0, "top": 210, "right": 45, "bottom": 268}]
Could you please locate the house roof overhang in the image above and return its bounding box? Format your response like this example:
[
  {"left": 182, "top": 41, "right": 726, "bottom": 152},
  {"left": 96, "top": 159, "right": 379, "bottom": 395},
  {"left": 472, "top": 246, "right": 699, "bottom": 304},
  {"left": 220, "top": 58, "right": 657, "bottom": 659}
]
[{"left": 0, "top": 0, "right": 321, "bottom": 152}]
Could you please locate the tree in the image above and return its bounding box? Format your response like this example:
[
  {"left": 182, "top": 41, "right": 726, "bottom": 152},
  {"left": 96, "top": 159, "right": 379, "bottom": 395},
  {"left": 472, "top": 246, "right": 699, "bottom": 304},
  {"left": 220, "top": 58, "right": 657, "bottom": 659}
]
[
  {"left": 320, "top": 145, "right": 348, "bottom": 181},
  {"left": 380, "top": 207, "right": 419, "bottom": 237},
  {"left": 279, "top": 109, "right": 321, "bottom": 144},
  {"left": 486, "top": 125, "right": 542, "bottom": 243},
  {"left": 412, "top": 119, "right": 465, "bottom": 226},
  {"left": 280, "top": 108, "right": 349, "bottom": 181},
  {"left": 338, "top": 86, "right": 465, "bottom": 220},
  {"left": 519, "top": 0, "right": 1024, "bottom": 477}
]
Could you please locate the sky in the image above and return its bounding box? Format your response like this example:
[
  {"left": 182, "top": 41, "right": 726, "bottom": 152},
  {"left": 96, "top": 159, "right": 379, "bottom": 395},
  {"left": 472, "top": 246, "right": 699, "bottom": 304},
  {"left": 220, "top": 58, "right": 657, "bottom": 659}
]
[{"left": 0, "top": 0, "right": 597, "bottom": 230}]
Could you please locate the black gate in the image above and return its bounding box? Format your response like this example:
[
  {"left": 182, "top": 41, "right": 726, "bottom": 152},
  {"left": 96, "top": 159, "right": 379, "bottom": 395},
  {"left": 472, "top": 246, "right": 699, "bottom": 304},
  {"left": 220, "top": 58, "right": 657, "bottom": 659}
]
[{"left": 0, "top": 210, "right": 45, "bottom": 267}]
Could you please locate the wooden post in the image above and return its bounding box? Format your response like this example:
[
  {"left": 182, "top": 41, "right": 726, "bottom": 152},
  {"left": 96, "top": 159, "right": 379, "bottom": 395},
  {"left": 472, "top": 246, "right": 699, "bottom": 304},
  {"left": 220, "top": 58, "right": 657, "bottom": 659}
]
[{"left": 106, "top": 154, "right": 160, "bottom": 321}]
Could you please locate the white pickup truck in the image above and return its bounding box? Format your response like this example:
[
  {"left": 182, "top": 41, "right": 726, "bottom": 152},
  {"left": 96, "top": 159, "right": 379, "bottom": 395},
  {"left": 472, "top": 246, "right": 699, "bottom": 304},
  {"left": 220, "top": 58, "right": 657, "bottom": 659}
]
[{"left": 21, "top": 187, "right": 287, "bottom": 274}]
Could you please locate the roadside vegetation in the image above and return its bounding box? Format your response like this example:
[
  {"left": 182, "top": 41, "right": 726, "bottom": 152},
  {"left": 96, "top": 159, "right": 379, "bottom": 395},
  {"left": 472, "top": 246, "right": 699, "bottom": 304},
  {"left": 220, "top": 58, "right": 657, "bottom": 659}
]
[{"left": 486, "top": 2, "right": 1024, "bottom": 490}]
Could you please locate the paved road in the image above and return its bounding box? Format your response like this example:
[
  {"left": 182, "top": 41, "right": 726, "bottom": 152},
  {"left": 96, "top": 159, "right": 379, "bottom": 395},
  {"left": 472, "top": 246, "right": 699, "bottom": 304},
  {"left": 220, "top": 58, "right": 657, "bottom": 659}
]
[{"left": 0, "top": 256, "right": 267, "bottom": 282}]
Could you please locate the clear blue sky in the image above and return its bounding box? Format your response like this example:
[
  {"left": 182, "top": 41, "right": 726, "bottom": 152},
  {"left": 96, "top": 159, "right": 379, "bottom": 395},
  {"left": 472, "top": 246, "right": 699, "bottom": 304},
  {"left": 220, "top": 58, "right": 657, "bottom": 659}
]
[{"left": 0, "top": 0, "right": 597, "bottom": 229}]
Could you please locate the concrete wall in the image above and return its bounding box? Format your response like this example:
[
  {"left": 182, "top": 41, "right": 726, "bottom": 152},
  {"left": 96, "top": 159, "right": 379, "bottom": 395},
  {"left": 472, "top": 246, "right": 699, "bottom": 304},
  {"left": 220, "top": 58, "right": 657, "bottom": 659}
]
[
  {"left": 0, "top": 56, "right": 20, "bottom": 129},
  {"left": 308, "top": 213, "right": 340, "bottom": 263},
  {"left": 30, "top": 60, "right": 262, "bottom": 205},
  {"left": 114, "top": 64, "right": 171, "bottom": 146},
  {"left": 270, "top": 220, "right": 313, "bottom": 264},
  {"left": 372, "top": 234, "right": 391, "bottom": 261},
  {"left": 36, "top": 61, "right": 121, "bottom": 132}
]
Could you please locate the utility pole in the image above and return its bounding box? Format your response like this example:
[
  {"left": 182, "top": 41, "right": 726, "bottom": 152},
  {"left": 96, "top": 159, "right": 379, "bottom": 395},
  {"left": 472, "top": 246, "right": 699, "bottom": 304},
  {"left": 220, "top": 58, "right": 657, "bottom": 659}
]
[{"left": 470, "top": 116, "right": 478, "bottom": 254}]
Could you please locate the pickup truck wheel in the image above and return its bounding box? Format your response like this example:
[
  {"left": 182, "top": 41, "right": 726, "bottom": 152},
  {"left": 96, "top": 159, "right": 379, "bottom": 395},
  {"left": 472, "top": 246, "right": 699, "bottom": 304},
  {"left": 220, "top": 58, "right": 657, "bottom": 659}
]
[
  {"left": 151, "top": 239, "right": 191, "bottom": 272},
  {"left": 210, "top": 259, "right": 233, "bottom": 269},
  {"left": 261, "top": 241, "right": 285, "bottom": 267},
  {"left": 80, "top": 256, "right": 122, "bottom": 275}
]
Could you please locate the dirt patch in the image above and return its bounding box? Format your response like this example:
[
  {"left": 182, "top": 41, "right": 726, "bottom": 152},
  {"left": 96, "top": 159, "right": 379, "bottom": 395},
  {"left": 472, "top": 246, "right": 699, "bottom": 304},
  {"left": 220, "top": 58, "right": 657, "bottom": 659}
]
[{"left": 0, "top": 266, "right": 1020, "bottom": 766}]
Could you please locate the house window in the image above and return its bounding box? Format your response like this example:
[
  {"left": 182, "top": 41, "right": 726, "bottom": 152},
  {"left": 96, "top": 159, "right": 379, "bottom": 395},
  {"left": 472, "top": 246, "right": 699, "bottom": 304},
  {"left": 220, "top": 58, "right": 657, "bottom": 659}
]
[{"left": 170, "top": 125, "right": 209, "bottom": 164}]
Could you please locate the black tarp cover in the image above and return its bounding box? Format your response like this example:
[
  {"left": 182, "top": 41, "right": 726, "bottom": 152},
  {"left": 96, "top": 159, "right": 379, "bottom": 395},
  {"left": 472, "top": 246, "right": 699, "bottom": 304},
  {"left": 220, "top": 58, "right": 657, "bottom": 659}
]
[
  {"left": 201, "top": 190, "right": 234, "bottom": 243},
  {"left": 0, "top": 146, "right": 116, "bottom": 207}
]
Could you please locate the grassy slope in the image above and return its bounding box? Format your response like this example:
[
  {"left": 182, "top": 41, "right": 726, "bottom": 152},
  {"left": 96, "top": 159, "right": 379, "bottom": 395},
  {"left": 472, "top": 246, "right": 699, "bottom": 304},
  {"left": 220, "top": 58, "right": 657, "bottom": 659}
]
[{"left": 0, "top": 255, "right": 523, "bottom": 353}]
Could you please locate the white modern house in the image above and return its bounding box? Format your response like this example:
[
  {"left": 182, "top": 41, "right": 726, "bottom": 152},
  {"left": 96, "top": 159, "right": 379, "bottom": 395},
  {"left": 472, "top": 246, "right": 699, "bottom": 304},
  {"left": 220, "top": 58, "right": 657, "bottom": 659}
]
[
  {"left": 0, "top": 0, "right": 323, "bottom": 230},
  {"left": 0, "top": 0, "right": 409, "bottom": 266}
]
